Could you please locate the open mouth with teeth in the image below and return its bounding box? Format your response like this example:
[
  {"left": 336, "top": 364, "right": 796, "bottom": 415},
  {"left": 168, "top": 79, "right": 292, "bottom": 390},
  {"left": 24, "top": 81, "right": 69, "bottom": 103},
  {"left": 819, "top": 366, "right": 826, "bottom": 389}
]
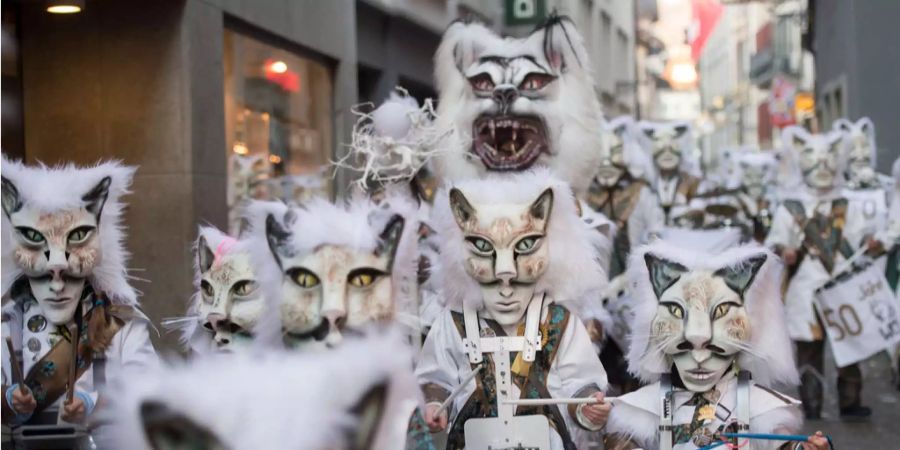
[{"left": 472, "top": 115, "right": 549, "bottom": 170}]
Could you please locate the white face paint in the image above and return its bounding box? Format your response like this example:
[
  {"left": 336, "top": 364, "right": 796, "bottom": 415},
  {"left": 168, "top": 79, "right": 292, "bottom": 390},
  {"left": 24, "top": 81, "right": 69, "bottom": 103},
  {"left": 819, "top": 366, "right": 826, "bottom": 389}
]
[
  {"left": 28, "top": 274, "right": 86, "bottom": 325},
  {"left": 196, "top": 235, "right": 264, "bottom": 351},
  {"left": 266, "top": 213, "right": 405, "bottom": 348},
  {"left": 644, "top": 253, "right": 766, "bottom": 392},
  {"left": 449, "top": 188, "right": 552, "bottom": 327},
  {"left": 791, "top": 131, "right": 842, "bottom": 190},
  {"left": 3, "top": 176, "right": 111, "bottom": 324},
  {"left": 641, "top": 123, "right": 690, "bottom": 173}
]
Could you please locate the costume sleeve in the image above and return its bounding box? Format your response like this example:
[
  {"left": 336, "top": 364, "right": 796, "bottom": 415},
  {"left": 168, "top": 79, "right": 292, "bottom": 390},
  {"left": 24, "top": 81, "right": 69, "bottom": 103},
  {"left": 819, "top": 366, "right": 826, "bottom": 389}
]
[
  {"left": 630, "top": 187, "right": 665, "bottom": 246},
  {"left": 553, "top": 312, "right": 608, "bottom": 429},
  {"left": 415, "top": 309, "right": 461, "bottom": 405},
  {"left": 107, "top": 318, "right": 159, "bottom": 389}
]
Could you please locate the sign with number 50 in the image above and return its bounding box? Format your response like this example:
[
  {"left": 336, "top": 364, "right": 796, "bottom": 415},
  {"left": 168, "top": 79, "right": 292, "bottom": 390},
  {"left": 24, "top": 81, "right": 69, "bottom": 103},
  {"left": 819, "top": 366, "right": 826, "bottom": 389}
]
[{"left": 816, "top": 259, "right": 900, "bottom": 367}]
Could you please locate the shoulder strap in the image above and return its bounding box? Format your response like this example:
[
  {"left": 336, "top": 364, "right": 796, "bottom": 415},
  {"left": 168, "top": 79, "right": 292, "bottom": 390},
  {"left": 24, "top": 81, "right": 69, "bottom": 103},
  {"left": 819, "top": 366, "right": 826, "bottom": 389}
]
[
  {"left": 783, "top": 200, "right": 807, "bottom": 226},
  {"left": 737, "top": 371, "right": 751, "bottom": 432},
  {"left": 659, "top": 374, "right": 673, "bottom": 450}
]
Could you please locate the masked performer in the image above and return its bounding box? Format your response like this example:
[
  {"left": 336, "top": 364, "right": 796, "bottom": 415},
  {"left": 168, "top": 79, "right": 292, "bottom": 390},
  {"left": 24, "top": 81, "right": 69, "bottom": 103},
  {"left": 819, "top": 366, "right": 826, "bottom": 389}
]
[
  {"left": 1, "top": 159, "right": 157, "bottom": 429},
  {"left": 585, "top": 116, "right": 663, "bottom": 393},
  {"left": 834, "top": 118, "right": 890, "bottom": 245},
  {"left": 605, "top": 242, "right": 830, "bottom": 450},
  {"left": 416, "top": 171, "right": 610, "bottom": 450},
  {"left": 430, "top": 16, "right": 603, "bottom": 197},
  {"left": 105, "top": 329, "right": 429, "bottom": 449},
  {"left": 638, "top": 121, "right": 702, "bottom": 225},
  {"left": 165, "top": 225, "right": 266, "bottom": 355},
  {"left": 766, "top": 127, "right": 879, "bottom": 419}
]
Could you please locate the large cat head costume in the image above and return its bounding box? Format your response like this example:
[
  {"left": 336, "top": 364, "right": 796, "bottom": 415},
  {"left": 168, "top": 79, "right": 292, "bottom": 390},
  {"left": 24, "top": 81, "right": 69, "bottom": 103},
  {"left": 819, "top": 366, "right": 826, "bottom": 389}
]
[
  {"left": 833, "top": 117, "right": 878, "bottom": 188},
  {"left": 2, "top": 158, "right": 137, "bottom": 324},
  {"left": 254, "top": 197, "right": 417, "bottom": 348},
  {"left": 780, "top": 126, "right": 845, "bottom": 192},
  {"left": 637, "top": 120, "right": 699, "bottom": 177},
  {"left": 627, "top": 242, "right": 798, "bottom": 390},
  {"left": 104, "top": 331, "right": 423, "bottom": 449},
  {"left": 594, "top": 116, "right": 656, "bottom": 188},
  {"left": 431, "top": 16, "right": 604, "bottom": 194},
  {"left": 431, "top": 169, "right": 606, "bottom": 324},
  {"left": 732, "top": 148, "right": 779, "bottom": 199}
]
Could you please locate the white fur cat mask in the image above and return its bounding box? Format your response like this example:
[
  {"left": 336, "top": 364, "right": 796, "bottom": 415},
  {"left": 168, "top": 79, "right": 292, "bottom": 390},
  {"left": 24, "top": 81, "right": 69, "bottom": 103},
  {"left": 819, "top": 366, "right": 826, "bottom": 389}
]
[
  {"left": 595, "top": 116, "right": 656, "bottom": 187},
  {"left": 627, "top": 242, "right": 798, "bottom": 389},
  {"left": 255, "top": 197, "right": 416, "bottom": 348},
  {"left": 833, "top": 117, "right": 878, "bottom": 186},
  {"left": 637, "top": 120, "right": 699, "bottom": 176},
  {"left": 2, "top": 158, "right": 137, "bottom": 319},
  {"left": 103, "top": 330, "right": 423, "bottom": 450},
  {"left": 432, "top": 169, "right": 606, "bottom": 319},
  {"left": 733, "top": 149, "right": 779, "bottom": 198},
  {"left": 431, "top": 16, "right": 604, "bottom": 194},
  {"left": 781, "top": 126, "right": 845, "bottom": 191}
]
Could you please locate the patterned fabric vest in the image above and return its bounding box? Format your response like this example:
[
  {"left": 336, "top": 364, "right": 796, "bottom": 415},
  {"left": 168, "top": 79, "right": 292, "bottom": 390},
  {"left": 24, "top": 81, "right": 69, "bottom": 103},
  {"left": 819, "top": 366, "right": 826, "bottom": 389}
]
[{"left": 445, "top": 304, "right": 576, "bottom": 450}]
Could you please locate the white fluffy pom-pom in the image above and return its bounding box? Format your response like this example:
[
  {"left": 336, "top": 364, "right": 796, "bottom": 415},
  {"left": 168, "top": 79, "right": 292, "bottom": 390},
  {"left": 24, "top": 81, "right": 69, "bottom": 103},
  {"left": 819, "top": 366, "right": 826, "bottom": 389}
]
[{"left": 372, "top": 93, "right": 419, "bottom": 139}]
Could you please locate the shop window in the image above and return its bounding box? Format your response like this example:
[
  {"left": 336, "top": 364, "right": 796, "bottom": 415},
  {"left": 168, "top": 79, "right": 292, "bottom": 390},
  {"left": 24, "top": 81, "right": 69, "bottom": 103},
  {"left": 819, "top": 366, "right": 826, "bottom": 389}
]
[{"left": 223, "top": 28, "right": 333, "bottom": 234}]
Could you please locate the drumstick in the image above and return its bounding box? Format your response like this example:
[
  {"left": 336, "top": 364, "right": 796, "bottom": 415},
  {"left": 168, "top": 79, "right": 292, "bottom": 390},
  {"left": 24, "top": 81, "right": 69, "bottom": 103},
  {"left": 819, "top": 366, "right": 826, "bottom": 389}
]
[
  {"left": 434, "top": 365, "right": 482, "bottom": 416},
  {"left": 5, "top": 337, "right": 26, "bottom": 394},
  {"left": 502, "top": 396, "right": 617, "bottom": 406}
]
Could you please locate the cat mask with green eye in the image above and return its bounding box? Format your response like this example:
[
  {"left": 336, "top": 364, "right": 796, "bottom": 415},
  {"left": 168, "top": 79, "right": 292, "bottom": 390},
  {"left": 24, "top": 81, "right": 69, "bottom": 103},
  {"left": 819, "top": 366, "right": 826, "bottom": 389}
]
[
  {"left": 3, "top": 175, "right": 111, "bottom": 324},
  {"left": 265, "top": 203, "right": 405, "bottom": 349},
  {"left": 449, "top": 187, "right": 553, "bottom": 327},
  {"left": 195, "top": 231, "right": 264, "bottom": 351},
  {"left": 643, "top": 252, "right": 766, "bottom": 392}
]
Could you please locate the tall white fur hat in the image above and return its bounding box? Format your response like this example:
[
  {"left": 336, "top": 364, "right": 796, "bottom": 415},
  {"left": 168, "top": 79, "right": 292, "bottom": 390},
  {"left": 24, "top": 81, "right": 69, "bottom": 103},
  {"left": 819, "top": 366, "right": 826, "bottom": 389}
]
[
  {"left": 626, "top": 241, "right": 799, "bottom": 387},
  {"left": 2, "top": 157, "right": 138, "bottom": 305}
]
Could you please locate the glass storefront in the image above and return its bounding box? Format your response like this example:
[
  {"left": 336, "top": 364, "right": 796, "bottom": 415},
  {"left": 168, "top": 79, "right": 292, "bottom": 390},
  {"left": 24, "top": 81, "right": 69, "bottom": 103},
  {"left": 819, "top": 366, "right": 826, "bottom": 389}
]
[{"left": 223, "top": 28, "right": 333, "bottom": 234}]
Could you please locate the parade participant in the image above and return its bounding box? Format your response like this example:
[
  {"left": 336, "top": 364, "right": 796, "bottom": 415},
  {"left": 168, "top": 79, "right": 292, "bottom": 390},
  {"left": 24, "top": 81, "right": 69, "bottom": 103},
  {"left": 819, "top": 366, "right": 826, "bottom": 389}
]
[
  {"left": 833, "top": 118, "right": 890, "bottom": 246},
  {"left": 637, "top": 120, "right": 703, "bottom": 225},
  {"left": 416, "top": 170, "right": 610, "bottom": 450},
  {"left": 605, "top": 242, "right": 830, "bottom": 450},
  {"left": 585, "top": 116, "right": 663, "bottom": 394},
  {"left": 256, "top": 196, "right": 417, "bottom": 349},
  {"left": 165, "top": 226, "right": 266, "bottom": 355},
  {"left": 766, "top": 126, "right": 878, "bottom": 419},
  {"left": 1, "top": 158, "right": 157, "bottom": 431},
  {"left": 430, "top": 16, "right": 604, "bottom": 196},
  {"left": 104, "top": 329, "right": 432, "bottom": 449}
]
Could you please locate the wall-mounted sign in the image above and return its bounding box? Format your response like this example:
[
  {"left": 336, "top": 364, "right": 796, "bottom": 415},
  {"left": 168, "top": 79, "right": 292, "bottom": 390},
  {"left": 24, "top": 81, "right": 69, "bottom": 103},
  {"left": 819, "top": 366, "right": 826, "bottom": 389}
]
[{"left": 505, "top": 0, "right": 546, "bottom": 26}]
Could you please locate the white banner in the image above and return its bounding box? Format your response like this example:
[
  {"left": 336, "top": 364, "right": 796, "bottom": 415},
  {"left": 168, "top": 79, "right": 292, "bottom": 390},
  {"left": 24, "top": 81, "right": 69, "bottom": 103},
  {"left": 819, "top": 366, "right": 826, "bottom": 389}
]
[{"left": 815, "top": 260, "right": 900, "bottom": 367}]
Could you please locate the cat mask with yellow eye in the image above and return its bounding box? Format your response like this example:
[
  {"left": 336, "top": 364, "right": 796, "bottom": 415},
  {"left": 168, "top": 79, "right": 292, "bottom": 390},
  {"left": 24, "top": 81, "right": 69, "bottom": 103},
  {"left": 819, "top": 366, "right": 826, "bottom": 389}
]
[
  {"left": 264, "top": 198, "right": 405, "bottom": 348},
  {"left": 627, "top": 243, "right": 799, "bottom": 389}
]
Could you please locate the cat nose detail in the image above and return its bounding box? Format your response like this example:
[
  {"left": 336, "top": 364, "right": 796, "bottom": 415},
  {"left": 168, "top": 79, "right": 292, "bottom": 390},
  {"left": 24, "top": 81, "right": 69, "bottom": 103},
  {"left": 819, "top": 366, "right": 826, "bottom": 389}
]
[{"left": 492, "top": 85, "right": 518, "bottom": 113}]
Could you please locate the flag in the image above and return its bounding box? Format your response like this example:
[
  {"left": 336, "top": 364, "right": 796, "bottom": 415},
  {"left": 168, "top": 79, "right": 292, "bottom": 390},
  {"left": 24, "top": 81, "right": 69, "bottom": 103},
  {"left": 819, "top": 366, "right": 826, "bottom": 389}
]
[{"left": 690, "top": 0, "right": 724, "bottom": 62}]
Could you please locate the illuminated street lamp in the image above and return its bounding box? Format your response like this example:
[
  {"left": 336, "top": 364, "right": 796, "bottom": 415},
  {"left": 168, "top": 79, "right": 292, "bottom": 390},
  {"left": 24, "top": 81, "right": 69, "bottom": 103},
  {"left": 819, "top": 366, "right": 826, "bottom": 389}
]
[{"left": 46, "top": 0, "right": 84, "bottom": 14}]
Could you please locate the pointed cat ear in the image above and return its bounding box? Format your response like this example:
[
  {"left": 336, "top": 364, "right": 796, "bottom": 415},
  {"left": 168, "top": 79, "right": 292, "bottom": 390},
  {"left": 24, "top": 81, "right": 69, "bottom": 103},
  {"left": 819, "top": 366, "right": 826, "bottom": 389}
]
[
  {"left": 265, "top": 212, "right": 294, "bottom": 269},
  {"left": 713, "top": 253, "right": 767, "bottom": 298},
  {"left": 374, "top": 214, "right": 405, "bottom": 270},
  {"left": 1, "top": 176, "right": 22, "bottom": 218},
  {"left": 529, "top": 188, "right": 554, "bottom": 231},
  {"left": 449, "top": 188, "right": 477, "bottom": 230},
  {"left": 140, "top": 400, "right": 222, "bottom": 450},
  {"left": 644, "top": 253, "right": 688, "bottom": 299},
  {"left": 347, "top": 381, "right": 389, "bottom": 450},
  {"left": 198, "top": 235, "right": 215, "bottom": 274},
  {"left": 82, "top": 176, "right": 112, "bottom": 221}
]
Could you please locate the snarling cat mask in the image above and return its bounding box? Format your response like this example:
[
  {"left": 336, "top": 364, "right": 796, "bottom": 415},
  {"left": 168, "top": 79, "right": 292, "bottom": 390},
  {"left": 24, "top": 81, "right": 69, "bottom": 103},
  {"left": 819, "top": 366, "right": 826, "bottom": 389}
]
[
  {"left": 833, "top": 117, "right": 878, "bottom": 187},
  {"left": 431, "top": 16, "right": 604, "bottom": 193},
  {"left": 595, "top": 116, "right": 655, "bottom": 188},
  {"left": 105, "top": 330, "right": 423, "bottom": 450},
  {"left": 262, "top": 198, "right": 407, "bottom": 348},
  {"left": 432, "top": 169, "right": 606, "bottom": 322},
  {"left": 193, "top": 227, "right": 264, "bottom": 351},
  {"left": 627, "top": 243, "right": 798, "bottom": 390},
  {"left": 782, "top": 126, "right": 844, "bottom": 191},
  {"left": 2, "top": 158, "right": 137, "bottom": 324},
  {"left": 638, "top": 120, "right": 697, "bottom": 175}
]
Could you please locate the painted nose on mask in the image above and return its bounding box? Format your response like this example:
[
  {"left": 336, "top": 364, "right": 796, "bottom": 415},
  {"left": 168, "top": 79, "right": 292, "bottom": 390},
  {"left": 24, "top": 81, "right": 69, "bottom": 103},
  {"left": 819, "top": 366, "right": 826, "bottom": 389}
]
[
  {"left": 46, "top": 247, "right": 68, "bottom": 275},
  {"left": 684, "top": 312, "right": 712, "bottom": 354},
  {"left": 492, "top": 85, "right": 518, "bottom": 114},
  {"left": 494, "top": 251, "right": 517, "bottom": 283}
]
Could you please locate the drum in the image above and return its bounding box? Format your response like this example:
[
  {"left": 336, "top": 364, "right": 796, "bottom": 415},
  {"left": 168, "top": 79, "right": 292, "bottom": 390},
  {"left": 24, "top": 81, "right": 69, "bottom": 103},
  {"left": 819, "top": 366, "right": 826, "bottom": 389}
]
[{"left": 9, "top": 410, "right": 93, "bottom": 450}]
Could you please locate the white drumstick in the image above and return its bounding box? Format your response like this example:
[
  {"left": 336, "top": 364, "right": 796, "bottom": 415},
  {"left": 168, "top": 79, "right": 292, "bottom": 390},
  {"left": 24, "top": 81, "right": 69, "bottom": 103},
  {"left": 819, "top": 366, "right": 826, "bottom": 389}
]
[
  {"left": 503, "top": 396, "right": 617, "bottom": 406},
  {"left": 435, "top": 366, "right": 483, "bottom": 416}
]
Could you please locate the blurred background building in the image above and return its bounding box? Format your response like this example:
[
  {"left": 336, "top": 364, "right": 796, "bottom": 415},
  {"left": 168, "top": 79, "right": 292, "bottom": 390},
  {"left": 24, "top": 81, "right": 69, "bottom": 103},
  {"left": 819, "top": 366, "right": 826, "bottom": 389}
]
[{"left": 1, "top": 0, "right": 899, "bottom": 349}]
